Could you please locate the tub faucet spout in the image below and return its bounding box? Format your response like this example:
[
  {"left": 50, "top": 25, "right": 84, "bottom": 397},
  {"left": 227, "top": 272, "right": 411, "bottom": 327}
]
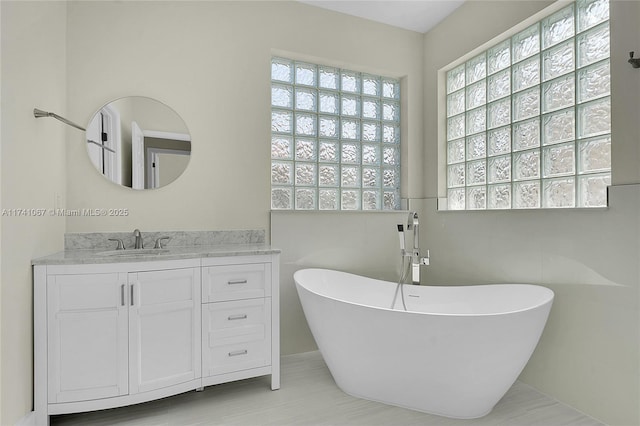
[
  {"left": 133, "top": 229, "right": 144, "bottom": 249},
  {"left": 407, "top": 212, "right": 429, "bottom": 284}
]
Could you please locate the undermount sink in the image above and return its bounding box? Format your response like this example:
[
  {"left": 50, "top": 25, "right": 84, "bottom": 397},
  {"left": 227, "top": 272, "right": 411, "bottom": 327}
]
[{"left": 97, "top": 248, "right": 170, "bottom": 256}]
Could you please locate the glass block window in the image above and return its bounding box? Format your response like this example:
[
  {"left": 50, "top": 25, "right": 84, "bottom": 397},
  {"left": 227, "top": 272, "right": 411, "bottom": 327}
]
[
  {"left": 271, "top": 58, "right": 401, "bottom": 210},
  {"left": 445, "top": 0, "right": 610, "bottom": 210}
]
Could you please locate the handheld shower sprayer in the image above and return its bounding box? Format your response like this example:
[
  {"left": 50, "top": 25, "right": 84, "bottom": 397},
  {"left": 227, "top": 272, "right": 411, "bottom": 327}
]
[{"left": 397, "top": 224, "right": 406, "bottom": 254}]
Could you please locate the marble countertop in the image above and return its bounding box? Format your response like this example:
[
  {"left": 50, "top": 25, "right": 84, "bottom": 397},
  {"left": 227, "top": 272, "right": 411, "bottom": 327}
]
[{"left": 32, "top": 243, "right": 280, "bottom": 265}]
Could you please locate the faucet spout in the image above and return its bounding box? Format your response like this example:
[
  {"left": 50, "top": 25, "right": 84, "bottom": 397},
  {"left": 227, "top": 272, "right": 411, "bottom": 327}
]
[
  {"left": 133, "top": 229, "right": 144, "bottom": 249},
  {"left": 406, "top": 212, "right": 429, "bottom": 284}
]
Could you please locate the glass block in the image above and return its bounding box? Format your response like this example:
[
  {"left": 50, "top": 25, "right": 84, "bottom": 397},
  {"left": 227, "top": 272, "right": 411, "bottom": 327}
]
[
  {"left": 543, "top": 40, "right": 574, "bottom": 82},
  {"left": 271, "top": 187, "right": 292, "bottom": 209},
  {"left": 466, "top": 54, "right": 486, "bottom": 85},
  {"left": 488, "top": 184, "right": 512, "bottom": 209},
  {"left": 543, "top": 177, "right": 575, "bottom": 208},
  {"left": 466, "top": 80, "right": 486, "bottom": 110},
  {"left": 295, "top": 113, "right": 317, "bottom": 136},
  {"left": 341, "top": 143, "right": 360, "bottom": 164},
  {"left": 295, "top": 63, "right": 317, "bottom": 86},
  {"left": 383, "top": 124, "right": 400, "bottom": 144},
  {"left": 362, "top": 122, "right": 381, "bottom": 142},
  {"left": 295, "top": 188, "right": 316, "bottom": 209},
  {"left": 341, "top": 95, "right": 360, "bottom": 117},
  {"left": 543, "top": 74, "right": 575, "bottom": 113},
  {"left": 271, "top": 161, "right": 292, "bottom": 185},
  {"left": 362, "top": 168, "right": 380, "bottom": 187},
  {"left": 295, "top": 163, "right": 316, "bottom": 186},
  {"left": 341, "top": 119, "right": 360, "bottom": 140},
  {"left": 447, "top": 64, "right": 465, "bottom": 94},
  {"left": 467, "top": 186, "right": 487, "bottom": 210},
  {"left": 448, "top": 139, "right": 465, "bottom": 164},
  {"left": 513, "top": 56, "right": 540, "bottom": 92},
  {"left": 319, "top": 92, "right": 339, "bottom": 114},
  {"left": 362, "top": 98, "right": 381, "bottom": 119},
  {"left": 488, "top": 126, "right": 511, "bottom": 156},
  {"left": 383, "top": 168, "right": 399, "bottom": 188},
  {"left": 271, "top": 136, "right": 292, "bottom": 159},
  {"left": 362, "top": 75, "right": 381, "bottom": 96},
  {"left": 542, "top": 4, "right": 575, "bottom": 49},
  {"left": 341, "top": 71, "right": 360, "bottom": 93},
  {"left": 467, "top": 160, "right": 487, "bottom": 185},
  {"left": 448, "top": 188, "right": 465, "bottom": 210},
  {"left": 271, "top": 58, "right": 293, "bottom": 83},
  {"left": 513, "top": 119, "right": 540, "bottom": 151},
  {"left": 578, "top": 97, "right": 610, "bottom": 138},
  {"left": 295, "top": 139, "right": 316, "bottom": 161},
  {"left": 488, "top": 69, "right": 511, "bottom": 101},
  {"left": 467, "top": 134, "right": 486, "bottom": 160},
  {"left": 319, "top": 164, "right": 339, "bottom": 187},
  {"left": 578, "top": 136, "right": 611, "bottom": 174},
  {"left": 295, "top": 88, "right": 317, "bottom": 111},
  {"left": 543, "top": 142, "right": 575, "bottom": 177},
  {"left": 487, "top": 40, "right": 511, "bottom": 75},
  {"left": 513, "top": 87, "right": 540, "bottom": 122},
  {"left": 341, "top": 166, "right": 360, "bottom": 187},
  {"left": 362, "top": 191, "right": 381, "bottom": 210},
  {"left": 341, "top": 190, "right": 360, "bottom": 210},
  {"left": 362, "top": 144, "right": 380, "bottom": 165},
  {"left": 272, "top": 84, "right": 293, "bottom": 108},
  {"left": 488, "top": 155, "right": 511, "bottom": 183},
  {"left": 513, "top": 150, "right": 540, "bottom": 181},
  {"left": 382, "top": 79, "right": 400, "bottom": 99},
  {"left": 577, "top": 23, "right": 609, "bottom": 67},
  {"left": 543, "top": 109, "right": 574, "bottom": 145},
  {"left": 319, "top": 189, "right": 339, "bottom": 210},
  {"left": 514, "top": 181, "right": 541, "bottom": 209},
  {"left": 512, "top": 24, "right": 540, "bottom": 63},
  {"left": 272, "top": 110, "right": 293, "bottom": 134},
  {"left": 578, "top": 173, "right": 610, "bottom": 207},
  {"left": 577, "top": 0, "right": 609, "bottom": 32},
  {"left": 318, "top": 140, "right": 338, "bottom": 162},
  {"left": 487, "top": 99, "right": 511, "bottom": 129},
  {"left": 319, "top": 116, "right": 338, "bottom": 138},
  {"left": 383, "top": 147, "right": 399, "bottom": 166},
  {"left": 465, "top": 107, "right": 486, "bottom": 136},
  {"left": 383, "top": 102, "right": 400, "bottom": 122},
  {"left": 319, "top": 66, "right": 339, "bottom": 89},
  {"left": 383, "top": 191, "right": 400, "bottom": 210},
  {"left": 578, "top": 59, "right": 610, "bottom": 103},
  {"left": 448, "top": 164, "right": 465, "bottom": 188}
]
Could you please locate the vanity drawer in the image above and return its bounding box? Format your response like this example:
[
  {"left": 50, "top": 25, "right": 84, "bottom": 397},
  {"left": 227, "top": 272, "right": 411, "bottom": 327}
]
[
  {"left": 202, "top": 299, "right": 271, "bottom": 376},
  {"left": 202, "top": 263, "right": 270, "bottom": 302}
]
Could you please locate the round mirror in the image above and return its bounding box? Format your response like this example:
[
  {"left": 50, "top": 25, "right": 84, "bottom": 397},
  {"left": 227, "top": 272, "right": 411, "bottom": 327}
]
[{"left": 86, "top": 96, "right": 191, "bottom": 189}]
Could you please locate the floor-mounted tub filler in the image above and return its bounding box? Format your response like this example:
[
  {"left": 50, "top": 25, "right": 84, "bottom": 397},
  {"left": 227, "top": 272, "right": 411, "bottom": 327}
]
[{"left": 294, "top": 268, "right": 554, "bottom": 419}]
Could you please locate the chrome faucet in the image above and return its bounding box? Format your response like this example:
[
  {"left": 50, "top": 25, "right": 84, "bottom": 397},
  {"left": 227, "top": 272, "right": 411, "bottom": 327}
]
[
  {"left": 405, "top": 212, "right": 429, "bottom": 284},
  {"left": 133, "top": 229, "right": 144, "bottom": 249}
]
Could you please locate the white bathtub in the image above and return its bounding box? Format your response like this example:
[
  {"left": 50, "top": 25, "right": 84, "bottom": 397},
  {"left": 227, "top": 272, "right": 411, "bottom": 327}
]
[{"left": 294, "top": 268, "right": 554, "bottom": 419}]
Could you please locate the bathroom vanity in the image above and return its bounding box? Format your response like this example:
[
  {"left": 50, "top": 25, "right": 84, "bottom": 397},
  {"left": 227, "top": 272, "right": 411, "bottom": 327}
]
[{"left": 32, "top": 231, "right": 279, "bottom": 425}]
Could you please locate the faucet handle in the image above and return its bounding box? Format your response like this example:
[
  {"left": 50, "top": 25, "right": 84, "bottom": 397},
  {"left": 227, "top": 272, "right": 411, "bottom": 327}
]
[
  {"left": 108, "top": 238, "right": 126, "bottom": 250},
  {"left": 154, "top": 236, "right": 171, "bottom": 249}
]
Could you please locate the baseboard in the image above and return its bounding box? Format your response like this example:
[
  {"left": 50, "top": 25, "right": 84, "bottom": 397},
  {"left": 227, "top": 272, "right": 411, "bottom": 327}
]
[{"left": 15, "top": 411, "right": 36, "bottom": 426}]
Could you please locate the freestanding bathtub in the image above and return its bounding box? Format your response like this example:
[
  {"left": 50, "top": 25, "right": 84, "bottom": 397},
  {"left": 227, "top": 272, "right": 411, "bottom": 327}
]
[{"left": 294, "top": 268, "right": 554, "bottom": 419}]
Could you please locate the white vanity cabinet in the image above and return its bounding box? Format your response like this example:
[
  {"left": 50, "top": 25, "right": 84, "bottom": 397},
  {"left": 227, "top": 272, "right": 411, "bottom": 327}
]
[{"left": 33, "top": 252, "right": 279, "bottom": 426}]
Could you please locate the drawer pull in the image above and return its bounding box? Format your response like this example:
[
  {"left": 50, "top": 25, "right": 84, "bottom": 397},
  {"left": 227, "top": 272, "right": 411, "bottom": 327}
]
[
  {"left": 228, "top": 314, "right": 248, "bottom": 321},
  {"left": 228, "top": 349, "right": 248, "bottom": 357},
  {"left": 228, "top": 279, "right": 248, "bottom": 285}
]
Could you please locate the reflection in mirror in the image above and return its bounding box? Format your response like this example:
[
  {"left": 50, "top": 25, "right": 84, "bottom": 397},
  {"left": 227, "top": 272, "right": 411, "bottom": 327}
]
[{"left": 86, "top": 97, "right": 191, "bottom": 189}]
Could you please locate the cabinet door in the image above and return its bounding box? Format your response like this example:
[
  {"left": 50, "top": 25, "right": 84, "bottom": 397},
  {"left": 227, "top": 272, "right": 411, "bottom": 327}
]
[
  {"left": 47, "top": 273, "right": 128, "bottom": 403},
  {"left": 128, "top": 267, "right": 201, "bottom": 394}
]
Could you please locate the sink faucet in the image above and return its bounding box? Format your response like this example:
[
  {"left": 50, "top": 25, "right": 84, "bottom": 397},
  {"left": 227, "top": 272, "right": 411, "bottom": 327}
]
[
  {"left": 406, "top": 212, "right": 429, "bottom": 284},
  {"left": 133, "top": 229, "right": 144, "bottom": 249}
]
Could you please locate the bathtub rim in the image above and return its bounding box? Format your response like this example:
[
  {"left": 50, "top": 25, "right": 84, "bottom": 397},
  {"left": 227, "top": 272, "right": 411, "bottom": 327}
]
[{"left": 294, "top": 267, "right": 554, "bottom": 318}]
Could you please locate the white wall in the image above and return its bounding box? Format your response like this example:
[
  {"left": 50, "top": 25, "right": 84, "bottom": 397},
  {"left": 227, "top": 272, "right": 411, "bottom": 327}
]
[
  {"left": 64, "top": 1, "right": 424, "bottom": 233},
  {"left": 421, "top": 1, "right": 640, "bottom": 425},
  {"left": 0, "top": 1, "right": 67, "bottom": 424}
]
